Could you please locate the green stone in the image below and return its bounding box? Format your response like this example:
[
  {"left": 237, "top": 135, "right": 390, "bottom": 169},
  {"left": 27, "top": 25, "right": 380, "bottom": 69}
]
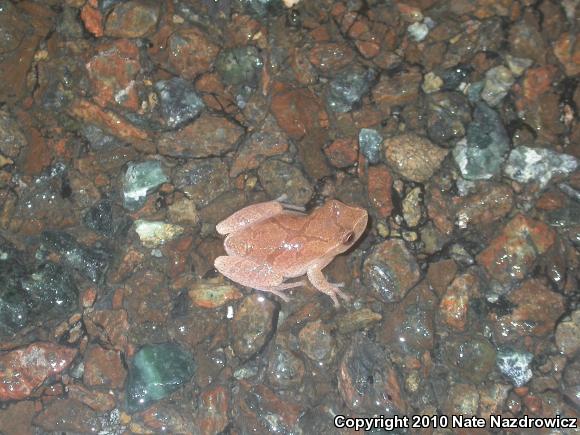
[
  {"left": 123, "top": 161, "right": 168, "bottom": 211},
  {"left": 126, "top": 343, "right": 195, "bottom": 412}
]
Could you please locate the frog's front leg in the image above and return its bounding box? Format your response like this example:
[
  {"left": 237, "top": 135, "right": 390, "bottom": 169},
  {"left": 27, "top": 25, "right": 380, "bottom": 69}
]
[
  {"left": 214, "top": 256, "right": 304, "bottom": 301},
  {"left": 306, "top": 266, "right": 352, "bottom": 308}
]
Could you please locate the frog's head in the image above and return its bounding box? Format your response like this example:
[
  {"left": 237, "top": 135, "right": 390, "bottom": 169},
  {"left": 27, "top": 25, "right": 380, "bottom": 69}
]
[{"left": 327, "top": 200, "right": 368, "bottom": 251}]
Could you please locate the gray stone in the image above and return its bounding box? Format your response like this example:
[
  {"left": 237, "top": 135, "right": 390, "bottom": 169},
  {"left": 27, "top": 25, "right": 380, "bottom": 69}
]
[
  {"left": 155, "top": 78, "right": 204, "bottom": 129},
  {"left": 481, "top": 66, "right": 515, "bottom": 107},
  {"left": 358, "top": 128, "right": 382, "bottom": 164},
  {"left": 327, "top": 67, "right": 376, "bottom": 113},
  {"left": 496, "top": 348, "right": 533, "bottom": 387},
  {"left": 123, "top": 161, "right": 168, "bottom": 210}
]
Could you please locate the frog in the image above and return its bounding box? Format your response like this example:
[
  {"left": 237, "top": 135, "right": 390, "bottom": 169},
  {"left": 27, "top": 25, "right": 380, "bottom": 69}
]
[{"left": 214, "top": 197, "right": 368, "bottom": 307}]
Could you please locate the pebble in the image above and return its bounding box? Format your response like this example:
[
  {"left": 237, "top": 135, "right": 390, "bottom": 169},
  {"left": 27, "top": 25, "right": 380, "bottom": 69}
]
[
  {"left": 481, "top": 65, "right": 515, "bottom": 107},
  {"left": 173, "top": 158, "right": 230, "bottom": 207},
  {"left": 496, "top": 348, "right": 534, "bottom": 387},
  {"left": 231, "top": 294, "right": 277, "bottom": 360},
  {"left": 257, "top": 159, "right": 313, "bottom": 206},
  {"left": 555, "top": 310, "right": 580, "bottom": 357},
  {"left": 358, "top": 128, "right": 382, "bottom": 164},
  {"left": 0, "top": 110, "right": 27, "bottom": 158},
  {"left": 154, "top": 77, "right": 204, "bottom": 129},
  {"left": 104, "top": 0, "right": 159, "bottom": 38},
  {"left": 326, "top": 66, "right": 376, "bottom": 113},
  {"left": 385, "top": 134, "right": 449, "bottom": 182},
  {"left": 122, "top": 160, "right": 168, "bottom": 211}
]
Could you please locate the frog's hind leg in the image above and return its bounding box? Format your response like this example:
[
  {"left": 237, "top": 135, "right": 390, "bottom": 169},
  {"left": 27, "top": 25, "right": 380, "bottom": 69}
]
[
  {"left": 253, "top": 280, "right": 307, "bottom": 302},
  {"left": 216, "top": 200, "right": 285, "bottom": 235},
  {"left": 306, "top": 267, "right": 352, "bottom": 308}
]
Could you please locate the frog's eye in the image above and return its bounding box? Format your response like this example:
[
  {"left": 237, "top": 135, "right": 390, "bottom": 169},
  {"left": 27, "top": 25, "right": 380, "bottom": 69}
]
[{"left": 342, "top": 231, "right": 355, "bottom": 245}]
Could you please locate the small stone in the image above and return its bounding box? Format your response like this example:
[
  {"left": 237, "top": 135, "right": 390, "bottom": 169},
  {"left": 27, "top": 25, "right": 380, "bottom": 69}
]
[
  {"left": 308, "top": 42, "right": 355, "bottom": 75},
  {"left": 505, "top": 55, "right": 532, "bottom": 76},
  {"left": 453, "top": 102, "right": 509, "bottom": 180},
  {"left": 326, "top": 67, "right": 376, "bottom": 113},
  {"left": 67, "top": 383, "right": 117, "bottom": 413},
  {"left": 440, "top": 65, "right": 472, "bottom": 91},
  {"left": 555, "top": 310, "right": 580, "bottom": 357},
  {"left": 189, "top": 278, "right": 243, "bottom": 308},
  {"left": 367, "top": 165, "right": 394, "bottom": 218},
  {"left": 157, "top": 114, "right": 243, "bottom": 158},
  {"left": 215, "top": 46, "right": 263, "bottom": 87},
  {"left": 258, "top": 159, "right": 313, "bottom": 206},
  {"left": 167, "top": 27, "right": 219, "bottom": 79},
  {"left": 231, "top": 294, "right": 277, "bottom": 360},
  {"left": 497, "top": 348, "right": 533, "bottom": 387},
  {"left": 0, "top": 110, "right": 27, "bottom": 158},
  {"left": 455, "top": 182, "right": 513, "bottom": 228},
  {"left": 422, "top": 72, "right": 443, "bottom": 94},
  {"left": 402, "top": 187, "right": 423, "bottom": 227},
  {"left": 84, "top": 345, "right": 126, "bottom": 388},
  {"left": 168, "top": 197, "right": 199, "bottom": 226},
  {"left": 385, "top": 134, "right": 448, "bottom": 182},
  {"left": 155, "top": 78, "right": 204, "bottom": 129},
  {"left": 104, "top": 0, "right": 159, "bottom": 38},
  {"left": 481, "top": 66, "right": 515, "bottom": 107},
  {"left": 445, "top": 384, "right": 479, "bottom": 415},
  {"left": 126, "top": 343, "right": 195, "bottom": 412},
  {"left": 0, "top": 342, "right": 77, "bottom": 400},
  {"left": 337, "top": 308, "right": 382, "bottom": 334},
  {"left": 0, "top": 401, "right": 36, "bottom": 435},
  {"left": 363, "top": 239, "right": 421, "bottom": 303},
  {"left": 504, "top": 146, "right": 578, "bottom": 189},
  {"left": 358, "top": 128, "right": 382, "bottom": 164},
  {"left": 425, "top": 92, "right": 471, "bottom": 145},
  {"left": 134, "top": 220, "right": 184, "bottom": 248},
  {"left": 83, "top": 309, "right": 129, "bottom": 351},
  {"left": 176, "top": 158, "right": 230, "bottom": 207},
  {"left": 83, "top": 199, "right": 114, "bottom": 236},
  {"left": 33, "top": 398, "right": 100, "bottom": 433},
  {"left": 123, "top": 160, "right": 168, "bottom": 211},
  {"left": 443, "top": 336, "right": 496, "bottom": 384},
  {"left": 267, "top": 345, "right": 305, "bottom": 389},
  {"left": 439, "top": 271, "right": 479, "bottom": 331},
  {"left": 298, "top": 320, "right": 336, "bottom": 364},
  {"left": 324, "top": 138, "right": 358, "bottom": 168},
  {"left": 195, "top": 386, "right": 229, "bottom": 434},
  {"left": 554, "top": 32, "right": 580, "bottom": 76},
  {"left": 372, "top": 68, "right": 422, "bottom": 110},
  {"left": 407, "top": 22, "right": 429, "bottom": 41}
]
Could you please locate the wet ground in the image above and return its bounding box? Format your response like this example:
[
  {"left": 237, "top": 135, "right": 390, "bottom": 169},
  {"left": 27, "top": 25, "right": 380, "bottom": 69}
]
[{"left": 0, "top": 0, "right": 579, "bottom": 433}]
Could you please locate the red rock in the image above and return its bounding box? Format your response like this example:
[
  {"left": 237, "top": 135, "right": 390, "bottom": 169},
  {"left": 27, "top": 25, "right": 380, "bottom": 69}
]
[
  {"left": 427, "top": 259, "right": 458, "bottom": 298},
  {"left": 196, "top": 385, "right": 229, "bottom": 434},
  {"left": 168, "top": 27, "right": 219, "bottom": 79},
  {"left": 104, "top": 0, "right": 160, "bottom": 38},
  {"left": 86, "top": 39, "right": 141, "bottom": 110},
  {"left": 189, "top": 278, "right": 243, "bottom": 309},
  {"left": 522, "top": 65, "right": 558, "bottom": 103},
  {"left": 554, "top": 32, "right": 580, "bottom": 76},
  {"left": 33, "top": 398, "right": 99, "bottom": 433},
  {"left": 308, "top": 42, "right": 355, "bottom": 75},
  {"left": 0, "top": 401, "right": 36, "bottom": 435},
  {"left": 196, "top": 73, "right": 237, "bottom": 114},
  {"left": 67, "top": 383, "right": 116, "bottom": 412},
  {"left": 367, "top": 165, "right": 394, "bottom": 218},
  {"left": 68, "top": 99, "right": 153, "bottom": 152},
  {"left": 477, "top": 214, "right": 556, "bottom": 287},
  {"left": 230, "top": 115, "right": 289, "bottom": 177},
  {"left": 271, "top": 84, "right": 326, "bottom": 140},
  {"left": 0, "top": 342, "right": 77, "bottom": 401},
  {"left": 83, "top": 345, "right": 126, "bottom": 388},
  {"left": 80, "top": 0, "right": 104, "bottom": 38},
  {"left": 83, "top": 309, "right": 129, "bottom": 351},
  {"left": 324, "top": 138, "right": 359, "bottom": 168},
  {"left": 372, "top": 68, "right": 422, "bottom": 112},
  {"left": 455, "top": 183, "right": 513, "bottom": 228},
  {"left": 157, "top": 114, "right": 243, "bottom": 158},
  {"left": 439, "top": 272, "right": 480, "bottom": 331}
]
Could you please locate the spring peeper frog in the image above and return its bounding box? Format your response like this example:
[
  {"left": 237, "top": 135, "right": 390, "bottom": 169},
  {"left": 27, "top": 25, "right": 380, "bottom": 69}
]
[{"left": 214, "top": 197, "right": 368, "bottom": 307}]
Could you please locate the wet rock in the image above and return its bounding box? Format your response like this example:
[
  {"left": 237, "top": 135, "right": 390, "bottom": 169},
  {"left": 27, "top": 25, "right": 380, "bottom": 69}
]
[
  {"left": 453, "top": 102, "right": 509, "bottom": 180},
  {"left": 358, "top": 128, "right": 382, "bottom": 164},
  {"left": 338, "top": 334, "right": 407, "bottom": 415},
  {"left": 372, "top": 68, "right": 422, "bottom": 111},
  {"left": 479, "top": 383, "right": 511, "bottom": 420},
  {"left": 455, "top": 182, "right": 513, "bottom": 228},
  {"left": 427, "top": 259, "right": 457, "bottom": 298},
  {"left": 123, "top": 160, "right": 168, "bottom": 211},
  {"left": 440, "top": 65, "right": 472, "bottom": 91},
  {"left": 553, "top": 32, "right": 580, "bottom": 76},
  {"left": 408, "top": 21, "right": 429, "bottom": 42},
  {"left": 230, "top": 115, "right": 289, "bottom": 177},
  {"left": 323, "top": 138, "right": 358, "bottom": 168},
  {"left": 298, "top": 320, "right": 336, "bottom": 364},
  {"left": 231, "top": 294, "right": 277, "bottom": 360},
  {"left": 367, "top": 165, "right": 394, "bottom": 218},
  {"left": 104, "top": 0, "right": 159, "bottom": 38},
  {"left": 0, "top": 242, "right": 29, "bottom": 335},
  {"left": 496, "top": 348, "right": 533, "bottom": 387},
  {"left": 126, "top": 343, "right": 195, "bottom": 412},
  {"left": 67, "top": 383, "right": 117, "bottom": 413},
  {"left": 509, "top": 17, "right": 547, "bottom": 65},
  {"left": 83, "top": 345, "right": 126, "bottom": 388},
  {"left": 492, "top": 279, "right": 565, "bottom": 341},
  {"left": 326, "top": 67, "right": 376, "bottom": 113},
  {"left": 0, "top": 110, "right": 27, "bottom": 158},
  {"left": 195, "top": 385, "right": 229, "bottom": 434},
  {"left": 363, "top": 239, "right": 421, "bottom": 303},
  {"left": 390, "top": 301, "right": 435, "bottom": 355},
  {"left": 83, "top": 199, "right": 117, "bottom": 237},
  {"left": 384, "top": 134, "right": 448, "bottom": 183},
  {"left": 0, "top": 2, "right": 26, "bottom": 53},
  {"left": 563, "top": 359, "right": 580, "bottom": 407},
  {"left": 168, "top": 197, "right": 199, "bottom": 226},
  {"left": 21, "top": 262, "right": 79, "bottom": 317},
  {"left": 443, "top": 336, "right": 496, "bottom": 384},
  {"left": 173, "top": 158, "right": 230, "bottom": 207},
  {"left": 216, "top": 46, "right": 263, "bottom": 88},
  {"left": 41, "top": 230, "right": 111, "bottom": 284},
  {"left": 309, "top": 42, "right": 355, "bottom": 76},
  {"left": 481, "top": 66, "right": 515, "bottom": 107},
  {"left": 445, "top": 383, "right": 479, "bottom": 415},
  {"left": 402, "top": 187, "right": 423, "bottom": 227},
  {"left": 167, "top": 27, "right": 219, "bottom": 79},
  {"left": 154, "top": 78, "right": 204, "bottom": 129},
  {"left": 270, "top": 85, "right": 326, "bottom": 140},
  {"left": 189, "top": 278, "right": 243, "bottom": 309},
  {"left": 0, "top": 401, "right": 36, "bottom": 435},
  {"left": 158, "top": 114, "right": 243, "bottom": 158},
  {"left": 56, "top": 6, "right": 84, "bottom": 38},
  {"left": 425, "top": 92, "right": 471, "bottom": 145},
  {"left": 439, "top": 271, "right": 480, "bottom": 331},
  {"left": 267, "top": 345, "right": 305, "bottom": 389},
  {"left": 477, "top": 214, "right": 556, "bottom": 290},
  {"left": 0, "top": 342, "right": 77, "bottom": 400},
  {"left": 555, "top": 310, "right": 580, "bottom": 357},
  {"left": 422, "top": 71, "right": 443, "bottom": 94},
  {"left": 337, "top": 308, "right": 383, "bottom": 334},
  {"left": 84, "top": 309, "right": 129, "bottom": 351},
  {"left": 86, "top": 39, "right": 141, "bottom": 110},
  {"left": 258, "top": 159, "right": 313, "bottom": 206},
  {"left": 33, "top": 398, "right": 100, "bottom": 432},
  {"left": 504, "top": 146, "right": 578, "bottom": 189}
]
